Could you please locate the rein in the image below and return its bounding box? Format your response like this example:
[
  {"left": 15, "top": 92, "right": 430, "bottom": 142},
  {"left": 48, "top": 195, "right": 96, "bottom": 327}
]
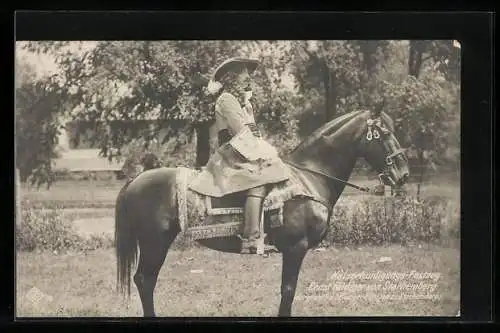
[{"left": 285, "top": 160, "right": 370, "bottom": 193}]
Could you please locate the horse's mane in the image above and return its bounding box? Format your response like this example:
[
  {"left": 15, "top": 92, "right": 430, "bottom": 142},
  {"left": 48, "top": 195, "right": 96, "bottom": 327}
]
[{"left": 289, "top": 110, "right": 368, "bottom": 155}]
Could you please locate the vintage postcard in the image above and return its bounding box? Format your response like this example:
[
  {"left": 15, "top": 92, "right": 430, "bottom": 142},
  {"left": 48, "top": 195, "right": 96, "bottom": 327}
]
[{"left": 15, "top": 39, "right": 461, "bottom": 318}]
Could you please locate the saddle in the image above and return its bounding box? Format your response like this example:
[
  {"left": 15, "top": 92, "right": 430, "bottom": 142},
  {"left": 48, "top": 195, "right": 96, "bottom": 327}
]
[{"left": 176, "top": 167, "right": 313, "bottom": 249}]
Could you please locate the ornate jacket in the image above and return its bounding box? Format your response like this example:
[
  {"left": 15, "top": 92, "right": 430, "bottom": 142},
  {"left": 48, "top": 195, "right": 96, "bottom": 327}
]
[{"left": 188, "top": 92, "right": 290, "bottom": 197}]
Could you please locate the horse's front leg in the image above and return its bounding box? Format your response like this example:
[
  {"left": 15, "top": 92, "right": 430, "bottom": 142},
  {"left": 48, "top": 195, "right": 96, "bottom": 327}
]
[{"left": 278, "top": 239, "right": 308, "bottom": 317}]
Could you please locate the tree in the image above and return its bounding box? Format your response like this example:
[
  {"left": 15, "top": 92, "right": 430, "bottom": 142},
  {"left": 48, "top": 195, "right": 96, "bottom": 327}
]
[
  {"left": 243, "top": 41, "right": 303, "bottom": 155},
  {"left": 22, "top": 41, "right": 303, "bottom": 167},
  {"left": 19, "top": 40, "right": 460, "bottom": 189},
  {"left": 378, "top": 74, "right": 453, "bottom": 197},
  {"left": 292, "top": 40, "right": 460, "bottom": 184},
  {"left": 15, "top": 57, "right": 62, "bottom": 187},
  {"left": 405, "top": 40, "right": 461, "bottom": 194},
  {"left": 408, "top": 40, "right": 461, "bottom": 82},
  {"left": 22, "top": 41, "right": 239, "bottom": 166},
  {"left": 408, "top": 40, "right": 428, "bottom": 78},
  {"left": 293, "top": 41, "right": 391, "bottom": 128}
]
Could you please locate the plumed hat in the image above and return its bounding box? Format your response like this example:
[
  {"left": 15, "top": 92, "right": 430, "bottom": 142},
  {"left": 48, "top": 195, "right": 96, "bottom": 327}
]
[{"left": 206, "top": 57, "right": 260, "bottom": 95}]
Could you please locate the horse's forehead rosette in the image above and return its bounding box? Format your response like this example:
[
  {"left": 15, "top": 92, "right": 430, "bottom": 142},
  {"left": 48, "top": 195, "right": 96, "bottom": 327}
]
[{"left": 366, "top": 117, "right": 388, "bottom": 141}]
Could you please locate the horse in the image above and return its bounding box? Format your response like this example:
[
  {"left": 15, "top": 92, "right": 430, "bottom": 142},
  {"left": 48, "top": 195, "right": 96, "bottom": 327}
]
[{"left": 114, "top": 108, "right": 410, "bottom": 317}]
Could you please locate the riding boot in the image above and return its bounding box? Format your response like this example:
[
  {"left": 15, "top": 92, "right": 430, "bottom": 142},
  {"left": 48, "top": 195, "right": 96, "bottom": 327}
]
[{"left": 241, "top": 186, "right": 266, "bottom": 254}]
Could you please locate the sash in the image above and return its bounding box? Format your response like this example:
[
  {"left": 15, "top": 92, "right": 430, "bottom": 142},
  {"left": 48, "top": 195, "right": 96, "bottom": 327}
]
[{"left": 229, "top": 127, "right": 279, "bottom": 161}]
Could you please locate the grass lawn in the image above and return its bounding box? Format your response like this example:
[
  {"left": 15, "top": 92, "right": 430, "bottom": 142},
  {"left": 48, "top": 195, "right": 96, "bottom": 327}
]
[{"left": 16, "top": 245, "right": 459, "bottom": 317}]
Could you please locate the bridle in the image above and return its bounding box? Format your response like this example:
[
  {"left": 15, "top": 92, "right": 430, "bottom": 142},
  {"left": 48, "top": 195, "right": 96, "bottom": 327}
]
[
  {"left": 284, "top": 115, "right": 407, "bottom": 229},
  {"left": 366, "top": 117, "right": 407, "bottom": 186},
  {"left": 285, "top": 116, "right": 406, "bottom": 194},
  {"left": 285, "top": 115, "right": 407, "bottom": 226}
]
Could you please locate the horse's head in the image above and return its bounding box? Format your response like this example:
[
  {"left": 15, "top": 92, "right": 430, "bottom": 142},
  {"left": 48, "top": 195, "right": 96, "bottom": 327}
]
[
  {"left": 289, "top": 108, "right": 410, "bottom": 190},
  {"left": 359, "top": 110, "right": 410, "bottom": 187}
]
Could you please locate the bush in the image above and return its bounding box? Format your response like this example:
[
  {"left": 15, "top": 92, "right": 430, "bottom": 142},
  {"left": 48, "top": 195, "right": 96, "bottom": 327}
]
[
  {"left": 16, "top": 196, "right": 458, "bottom": 254},
  {"left": 171, "top": 195, "right": 458, "bottom": 250},
  {"left": 16, "top": 207, "right": 113, "bottom": 253},
  {"left": 322, "top": 195, "right": 458, "bottom": 247},
  {"left": 22, "top": 200, "right": 115, "bottom": 210}
]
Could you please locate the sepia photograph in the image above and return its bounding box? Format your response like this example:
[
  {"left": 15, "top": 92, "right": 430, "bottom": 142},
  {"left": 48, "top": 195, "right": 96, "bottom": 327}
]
[{"left": 15, "top": 39, "right": 461, "bottom": 317}]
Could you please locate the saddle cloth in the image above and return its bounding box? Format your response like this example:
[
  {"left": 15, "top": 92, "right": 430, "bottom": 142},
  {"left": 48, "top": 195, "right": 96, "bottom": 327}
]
[{"left": 176, "top": 166, "right": 315, "bottom": 240}]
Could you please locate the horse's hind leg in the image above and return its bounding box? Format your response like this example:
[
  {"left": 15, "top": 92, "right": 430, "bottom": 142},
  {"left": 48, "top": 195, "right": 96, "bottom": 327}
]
[{"left": 134, "top": 227, "right": 178, "bottom": 317}]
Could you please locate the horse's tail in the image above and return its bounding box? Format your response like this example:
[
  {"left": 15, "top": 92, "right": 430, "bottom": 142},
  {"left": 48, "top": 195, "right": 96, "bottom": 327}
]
[{"left": 115, "top": 181, "right": 138, "bottom": 297}]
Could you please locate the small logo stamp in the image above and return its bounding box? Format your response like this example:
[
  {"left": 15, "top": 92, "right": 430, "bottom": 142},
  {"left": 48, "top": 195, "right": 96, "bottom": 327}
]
[{"left": 24, "top": 286, "right": 53, "bottom": 307}]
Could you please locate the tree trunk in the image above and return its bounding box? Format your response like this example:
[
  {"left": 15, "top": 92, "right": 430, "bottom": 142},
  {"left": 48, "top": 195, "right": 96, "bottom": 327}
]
[
  {"left": 195, "top": 122, "right": 211, "bottom": 168},
  {"left": 359, "top": 40, "right": 378, "bottom": 78},
  {"left": 416, "top": 149, "right": 425, "bottom": 200},
  {"left": 323, "top": 61, "right": 338, "bottom": 122},
  {"left": 409, "top": 41, "right": 425, "bottom": 78},
  {"left": 143, "top": 41, "right": 151, "bottom": 64}
]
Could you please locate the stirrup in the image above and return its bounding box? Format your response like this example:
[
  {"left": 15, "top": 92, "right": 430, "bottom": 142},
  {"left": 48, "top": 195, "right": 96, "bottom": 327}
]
[{"left": 238, "top": 234, "right": 265, "bottom": 255}]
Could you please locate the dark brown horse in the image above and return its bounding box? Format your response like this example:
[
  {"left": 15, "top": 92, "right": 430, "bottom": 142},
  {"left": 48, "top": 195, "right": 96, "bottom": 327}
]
[{"left": 115, "top": 109, "right": 410, "bottom": 317}]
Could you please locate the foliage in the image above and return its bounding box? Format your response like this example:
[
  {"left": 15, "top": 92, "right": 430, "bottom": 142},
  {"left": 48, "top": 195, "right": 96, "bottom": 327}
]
[
  {"left": 54, "top": 170, "right": 119, "bottom": 182},
  {"left": 292, "top": 40, "right": 460, "bottom": 174},
  {"left": 18, "top": 40, "right": 460, "bottom": 184},
  {"left": 15, "top": 76, "right": 62, "bottom": 187},
  {"left": 409, "top": 40, "right": 461, "bottom": 82},
  {"left": 21, "top": 198, "right": 116, "bottom": 210},
  {"left": 292, "top": 40, "right": 391, "bottom": 114},
  {"left": 172, "top": 194, "right": 457, "bottom": 250},
  {"left": 21, "top": 41, "right": 304, "bottom": 156},
  {"left": 322, "top": 195, "right": 458, "bottom": 247},
  {"left": 18, "top": 187, "right": 458, "bottom": 253},
  {"left": 378, "top": 74, "right": 454, "bottom": 167},
  {"left": 16, "top": 207, "right": 113, "bottom": 253},
  {"left": 119, "top": 132, "right": 196, "bottom": 169}
]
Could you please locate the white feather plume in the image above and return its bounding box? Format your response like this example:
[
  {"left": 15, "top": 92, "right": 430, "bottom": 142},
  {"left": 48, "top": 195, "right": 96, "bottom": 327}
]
[{"left": 207, "top": 80, "right": 222, "bottom": 95}]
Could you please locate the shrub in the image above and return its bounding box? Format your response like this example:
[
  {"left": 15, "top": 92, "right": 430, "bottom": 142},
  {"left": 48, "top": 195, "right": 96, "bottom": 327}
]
[
  {"left": 172, "top": 195, "right": 458, "bottom": 250},
  {"left": 81, "top": 234, "right": 114, "bottom": 252},
  {"left": 323, "top": 195, "right": 457, "bottom": 247},
  {"left": 16, "top": 207, "right": 113, "bottom": 253},
  {"left": 21, "top": 198, "right": 115, "bottom": 210},
  {"left": 17, "top": 195, "right": 458, "bottom": 254}
]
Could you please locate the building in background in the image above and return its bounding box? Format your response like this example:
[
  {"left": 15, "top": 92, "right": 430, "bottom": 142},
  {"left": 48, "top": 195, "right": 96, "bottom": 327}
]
[
  {"left": 53, "top": 117, "right": 123, "bottom": 180},
  {"left": 53, "top": 114, "right": 177, "bottom": 180}
]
